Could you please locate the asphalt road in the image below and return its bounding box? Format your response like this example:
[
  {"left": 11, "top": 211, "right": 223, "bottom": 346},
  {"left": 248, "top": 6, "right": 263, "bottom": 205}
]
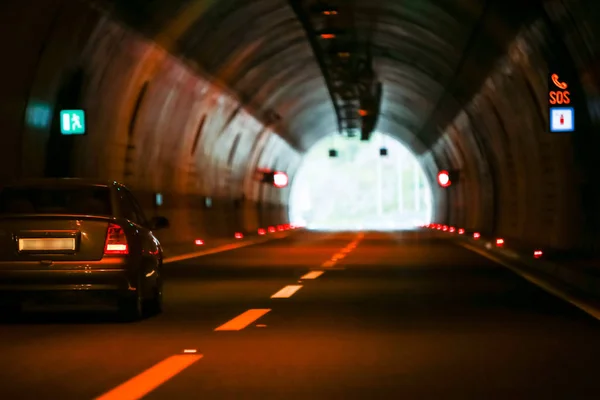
[{"left": 1, "top": 230, "right": 600, "bottom": 399}]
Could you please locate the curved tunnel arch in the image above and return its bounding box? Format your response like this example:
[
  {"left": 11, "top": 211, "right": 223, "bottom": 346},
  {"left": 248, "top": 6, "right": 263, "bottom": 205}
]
[{"left": 1, "top": 0, "right": 600, "bottom": 254}]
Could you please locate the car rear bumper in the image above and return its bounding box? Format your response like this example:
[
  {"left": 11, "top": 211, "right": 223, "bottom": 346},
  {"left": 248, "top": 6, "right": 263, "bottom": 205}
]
[
  {"left": 0, "top": 270, "right": 130, "bottom": 292},
  {"left": 0, "top": 259, "right": 134, "bottom": 294}
]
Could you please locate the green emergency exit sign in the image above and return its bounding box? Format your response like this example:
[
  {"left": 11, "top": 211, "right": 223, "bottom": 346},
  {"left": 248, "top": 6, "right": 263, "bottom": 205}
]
[{"left": 60, "top": 110, "right": 86, "bottom": 135}]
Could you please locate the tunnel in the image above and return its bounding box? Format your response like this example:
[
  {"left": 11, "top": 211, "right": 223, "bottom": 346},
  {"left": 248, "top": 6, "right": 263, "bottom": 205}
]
[
  {"left": 3, "top": 0, "right": 600, "bottom": 255},
  {"left": 3, "top": 0, "right": 600, "bottom": 397}
]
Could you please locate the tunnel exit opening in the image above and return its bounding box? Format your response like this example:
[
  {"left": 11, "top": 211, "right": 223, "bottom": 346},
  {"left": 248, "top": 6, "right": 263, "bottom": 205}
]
[{"left": 289, "top": 132, "right": 433, "bottom": 231}]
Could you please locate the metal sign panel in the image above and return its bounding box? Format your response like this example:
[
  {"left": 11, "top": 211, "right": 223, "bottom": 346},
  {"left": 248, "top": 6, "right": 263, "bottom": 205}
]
[
  {"left": 60, "top": 110, "right": 86, "bottom": 135},
  {"left": 549, "top": 107, "right": 575, "bottom": 132},
  {"left": 547, "top": 72, "right": 575, "bottom": 133}
]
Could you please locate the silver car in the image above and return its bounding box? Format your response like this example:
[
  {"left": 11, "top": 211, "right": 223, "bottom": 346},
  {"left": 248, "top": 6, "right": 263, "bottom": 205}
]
[{"left": 0, "top": 178, "right": 169, "bottom": 321}]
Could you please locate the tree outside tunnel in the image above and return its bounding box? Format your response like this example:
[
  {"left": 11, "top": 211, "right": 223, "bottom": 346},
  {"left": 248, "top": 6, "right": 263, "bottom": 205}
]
[{"left": 289, "top": 132, "right": 432, "bottom": 230}]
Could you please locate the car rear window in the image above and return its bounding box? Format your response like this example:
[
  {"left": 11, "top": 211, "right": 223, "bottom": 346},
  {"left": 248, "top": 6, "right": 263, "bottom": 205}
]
[{"left": 0, "top": 186, "right": 112, "bottom": 216}]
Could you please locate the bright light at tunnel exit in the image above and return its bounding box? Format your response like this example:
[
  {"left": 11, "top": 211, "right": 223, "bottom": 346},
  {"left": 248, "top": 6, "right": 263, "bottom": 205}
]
[{"left": 288, "top": 132, "right": 433, "bottom": 231}]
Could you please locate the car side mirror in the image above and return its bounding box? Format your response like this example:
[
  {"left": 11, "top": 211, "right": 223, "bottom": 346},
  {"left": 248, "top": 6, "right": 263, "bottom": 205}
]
[{"left": 150, "top": 216, "right": 170, "bottom": 230}]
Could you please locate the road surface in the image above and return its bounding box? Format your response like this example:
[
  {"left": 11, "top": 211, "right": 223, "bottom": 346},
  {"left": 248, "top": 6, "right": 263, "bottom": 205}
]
[{"left": 1, "top": 230, "right": 599, "bottom": 399}]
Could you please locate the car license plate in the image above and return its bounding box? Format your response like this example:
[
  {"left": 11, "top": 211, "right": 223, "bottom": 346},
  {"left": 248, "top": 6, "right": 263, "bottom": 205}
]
[{"left": 18, "top": 238, "right": 76, "bottom": 251}]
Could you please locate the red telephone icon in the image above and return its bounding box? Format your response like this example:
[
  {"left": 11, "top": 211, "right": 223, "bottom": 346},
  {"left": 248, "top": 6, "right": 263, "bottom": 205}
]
[{"left": 551, "top": 74, "right": 568, "bottom": 90}]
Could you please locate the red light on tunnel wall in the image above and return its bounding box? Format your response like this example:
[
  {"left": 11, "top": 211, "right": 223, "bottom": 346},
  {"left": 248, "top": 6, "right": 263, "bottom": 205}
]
[
  {"left": 258, "top": 228, "right": 266, "bottom": 235},
  {"left": 268, "top": 226, "right": 276, "bottom": 233},
  {"left": 321, "top": 33, "right": 336, "bottom": 39},
  {"left": 473, "top": 232, "right": 481, "bottom": 239},
  {"left": 437, "top": 170, "right": 451, "bottom": 187},
  {"left": 273, "top": 172, "right": 289, "bottom": 188},
  {"left": 449, "top": 227, "right": 455, "bottom": 233},
  {"left": 442, "top": 226, "right": 448, "bottom": 231},
  {"left": 194, "top": 239, "right": 204, "bottom": 246},
  {"left": 458, "top": 228, "right": 465, "bottom": 235},
  {"left": 235, "top": 232, "right": 243, "bottom": 239}
]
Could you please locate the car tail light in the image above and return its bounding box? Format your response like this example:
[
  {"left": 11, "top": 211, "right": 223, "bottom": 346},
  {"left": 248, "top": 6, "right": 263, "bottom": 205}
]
[
  {"left": 277, "top": 225, "right": 283, "bottom": 231},
  {"left": 268, "top": 226, "right": 276, "bottom": 233},
  {"left": 449, "top": 227, "right": 455, "bottom": 233},
  {"left": 473, "top": 232, "right": 480, "bottom": 239},
  {"left": 235, "top": 232, "right": 243, "bottom": 239},
  {"left": 534, "top": 250, "right": 543, "bottom": 258},
  {"left": 195, "top": 239, "right": 204, "bottom": 245},
  {"left": 104, "top": 223, "right": 129, "bottom": 255},
  {"left": 458, "top": 228, "right": 465, "bottom": 235},
  {"left": 442, "top": 226, "right": 448, "bottom": 231},
  {"left": 258, "top": 228, "right": 266, "bottom": 235},
  {"left": 496, "top": 238, "right": 504, "bottom": 247}
]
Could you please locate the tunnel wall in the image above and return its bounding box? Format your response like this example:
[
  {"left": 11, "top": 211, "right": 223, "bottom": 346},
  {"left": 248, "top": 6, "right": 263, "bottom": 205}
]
[
  {"left": 0, "top": 0, "right": 301, "bottom": 248},
  {"left": 426, "top": 0, "right": 600, "bottom": 253}
]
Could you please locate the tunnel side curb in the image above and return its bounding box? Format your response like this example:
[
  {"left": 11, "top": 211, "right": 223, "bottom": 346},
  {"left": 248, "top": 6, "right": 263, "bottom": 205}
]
[
  {"left": 457, "top": 238, "right": 600, "bottom": 320},
  {"left": 161, "top": 230, "right": 300, "bottom": 264}
]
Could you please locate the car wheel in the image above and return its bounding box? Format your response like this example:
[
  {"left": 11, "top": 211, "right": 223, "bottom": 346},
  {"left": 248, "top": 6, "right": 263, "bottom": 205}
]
[{"left": 118, "top": 286, "right": 144, "bottom": 322}]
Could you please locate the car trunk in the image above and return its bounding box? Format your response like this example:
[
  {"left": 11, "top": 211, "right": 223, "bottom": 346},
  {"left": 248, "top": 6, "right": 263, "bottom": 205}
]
[{"left": 0, "top": 215, "right": 111, "bottom": 262}]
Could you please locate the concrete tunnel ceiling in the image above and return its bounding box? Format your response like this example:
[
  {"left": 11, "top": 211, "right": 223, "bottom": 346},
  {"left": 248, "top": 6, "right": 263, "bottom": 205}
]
[
  {"left": 106, "top": 0, "right": 539, "bottom": 153},
  {"left": 5, "top": 0, "right": 600, "bottom": 252}
]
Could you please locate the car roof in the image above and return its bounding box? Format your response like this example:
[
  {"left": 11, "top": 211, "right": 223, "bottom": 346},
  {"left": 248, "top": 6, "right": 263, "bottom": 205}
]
[{"left": 1, "top": 178, "right": 123, "bottom": 189}]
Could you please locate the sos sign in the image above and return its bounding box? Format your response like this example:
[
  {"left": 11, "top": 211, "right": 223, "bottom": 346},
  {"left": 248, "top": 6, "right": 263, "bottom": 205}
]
[
  {"left": 548, "top": 73, "right": 570, "bottom": 105},
  {"left": 548, "top": 72, "right": 575, "bottom": 133}
]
